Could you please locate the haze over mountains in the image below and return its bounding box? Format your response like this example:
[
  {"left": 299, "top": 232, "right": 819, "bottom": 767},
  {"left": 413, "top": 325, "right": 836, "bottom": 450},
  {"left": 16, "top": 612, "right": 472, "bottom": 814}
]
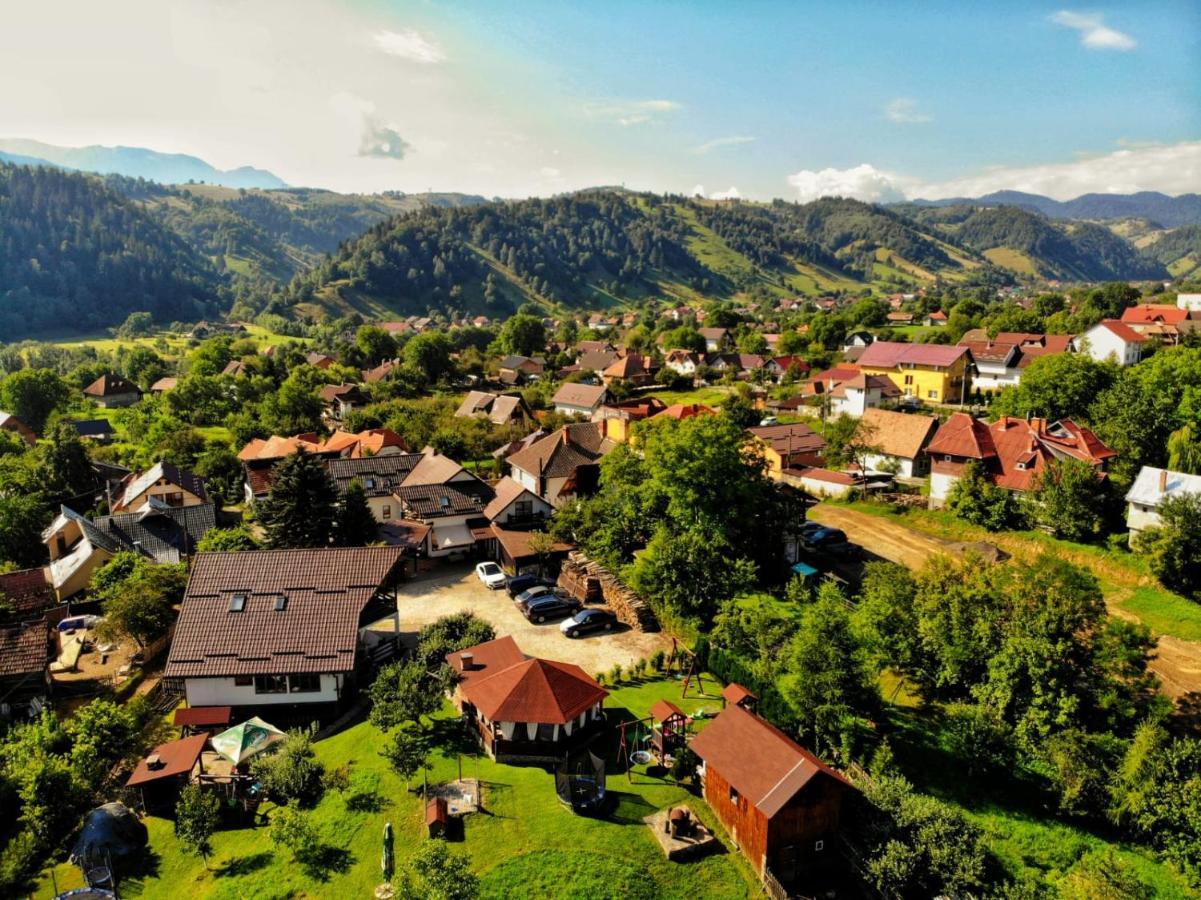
[{"left": 905, "top": 190, "right": 1201, "bottom": 229}]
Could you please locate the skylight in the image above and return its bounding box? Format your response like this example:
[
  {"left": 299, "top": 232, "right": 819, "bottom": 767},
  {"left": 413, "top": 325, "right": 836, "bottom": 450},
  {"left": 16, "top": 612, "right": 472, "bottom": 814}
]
[
  {"left": 230, "top": 593, "right": 247, "bottom": 612},
  {"left": 274, "top": 594, "right": 288, "bottom": 611}
]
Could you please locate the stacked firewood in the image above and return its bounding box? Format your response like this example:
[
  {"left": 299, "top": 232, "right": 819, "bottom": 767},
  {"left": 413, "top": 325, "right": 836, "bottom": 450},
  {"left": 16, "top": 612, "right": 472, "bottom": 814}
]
[{"left": 557, "top": 552, "right": 660, "bottom": 632}]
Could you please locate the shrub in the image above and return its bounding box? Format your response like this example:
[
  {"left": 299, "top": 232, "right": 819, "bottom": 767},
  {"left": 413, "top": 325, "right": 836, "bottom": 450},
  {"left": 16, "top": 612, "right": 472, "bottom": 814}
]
[
  {"left": 270, "top": 807, "right": 319, "bottom": 862},
  {"left": 650, "top": 649, "right": 666, "bottom": 672},
  {"left": 609, "top": 664, "right": 623, "bottom": 684},
  {"left": 251, "top": 728, "right": 326, "bottom": 807}
]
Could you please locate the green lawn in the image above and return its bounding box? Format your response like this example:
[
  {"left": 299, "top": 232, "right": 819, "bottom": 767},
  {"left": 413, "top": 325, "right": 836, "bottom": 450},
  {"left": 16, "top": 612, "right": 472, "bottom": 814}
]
[
  {"left": 36, "top": 677, "right": 756, "bottom": 900},
  {"left": 644, "top": 384, "right": 736, "bottom": 408},
  {"left": 839, "top": 500, "right": 1201, "bottom": 643}
]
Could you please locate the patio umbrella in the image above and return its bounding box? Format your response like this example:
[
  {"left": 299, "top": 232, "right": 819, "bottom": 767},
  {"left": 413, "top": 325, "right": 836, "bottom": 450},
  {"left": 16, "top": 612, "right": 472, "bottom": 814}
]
[
  {"left": 210, "top": 716, "right": 286, "bottom": 765},
  {"left": 381, "top": 822, "right": 394, "bottom": 880}
]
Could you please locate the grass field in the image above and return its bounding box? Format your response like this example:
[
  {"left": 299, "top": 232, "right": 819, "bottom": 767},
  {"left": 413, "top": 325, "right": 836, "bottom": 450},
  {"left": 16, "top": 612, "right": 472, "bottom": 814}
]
[
  {"left": 35, "top": 677, "right": 756, "bottom": 900},
  {"left": 643, "top": 384, "right": 736, "bottom": 408},
  {"left": 982, "top": 246, "right": 1039, "bottom": 277},
  {"left": 838, "top": 500, "right": 1201, "bottom": 643},
  {"left": 41, "top": 324, "right": 307, "bottom": 357}
]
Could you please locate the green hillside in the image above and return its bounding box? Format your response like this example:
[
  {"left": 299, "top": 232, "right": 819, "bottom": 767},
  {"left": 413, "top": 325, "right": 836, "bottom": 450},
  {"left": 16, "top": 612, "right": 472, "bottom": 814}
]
[{"left": 1140, "top": 224, "right": 1201, "bottom": 278}]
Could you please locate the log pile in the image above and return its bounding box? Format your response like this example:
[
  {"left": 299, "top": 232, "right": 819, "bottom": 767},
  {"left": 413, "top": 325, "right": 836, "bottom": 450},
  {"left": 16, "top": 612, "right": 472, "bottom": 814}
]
[{"left": 557, "top": 552, "right": 659, "bottom": 632}]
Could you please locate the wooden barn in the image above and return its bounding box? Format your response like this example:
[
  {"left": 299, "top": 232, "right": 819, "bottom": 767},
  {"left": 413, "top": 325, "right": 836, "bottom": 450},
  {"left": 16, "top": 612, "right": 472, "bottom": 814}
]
[{"left": 688, "top": 698, "right": 855, "bottom": 886}]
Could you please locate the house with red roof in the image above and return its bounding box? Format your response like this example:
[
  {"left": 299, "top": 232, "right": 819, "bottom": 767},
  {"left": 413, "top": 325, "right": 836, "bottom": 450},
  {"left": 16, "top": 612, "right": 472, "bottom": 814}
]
[
  {"left": 446, "top": 637, "right": 608, "bottom": 764},
  {"left": 1072, "top": 320, "right": 1146, "bottom": 366},
  {"left": 857, "top": 341, "right": 972, "bottom": 406},
  {"left": 689, "top": 695, "right": 855, "bottom": 884},
  {"left": 926, "top": 414, "right": 1115, "bottom": 503}
]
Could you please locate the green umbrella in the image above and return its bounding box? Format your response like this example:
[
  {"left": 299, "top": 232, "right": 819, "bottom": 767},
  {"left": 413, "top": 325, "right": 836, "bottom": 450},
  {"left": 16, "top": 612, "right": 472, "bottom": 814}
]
[
  {"left": 210, "top": 716, "right": 286, "bottom": 765},
  {"left": 381, "top": 822, "right": 394, "bottom": 879}
]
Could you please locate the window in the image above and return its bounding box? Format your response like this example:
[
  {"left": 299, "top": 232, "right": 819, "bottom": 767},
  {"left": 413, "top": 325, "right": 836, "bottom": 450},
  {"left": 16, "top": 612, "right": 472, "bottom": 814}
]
[
  {"left": 382, "top": 504, "right": 391, "bottom": 520},
  {"left": 254, "top": 675, "right": 287, "bottom": 694},
  {"left": 927, "top": 390, "right": 938, "bottom": 400},
  {"left": 439, "top": 496, "right": 451, "bottom": 509},
  {"left": 903, "top": 375, "right": 913, "bottom": 385},
  {"left": 815, "top": 840, "right": 825, "bottom": 852},
  {"left": 729, "top": 785, "right": 739, "bottom": 804},
  {"left": 289, "top": 674, "right": 320, "bottom": 693},
  {"left": 233, "top": 675, "right": 253, "bottom": 687},
  {"left": 514, "top": 500, "right": 533, "bottom": 518},
  {"left": 274, "top": 594, "right": 288, "bottom": 611},
  {"left": 364, "top": 477, "right": 375, "bottom": 489},
  {"left": 229, "top": 593, "right": 247, "bottom": 612},
  {"left": 163, "top": 491, "right": 184, "bottom": 507}
]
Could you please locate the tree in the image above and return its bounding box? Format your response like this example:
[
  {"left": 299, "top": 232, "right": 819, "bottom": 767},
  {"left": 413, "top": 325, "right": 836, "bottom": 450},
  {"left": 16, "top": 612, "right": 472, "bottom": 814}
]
[
  {"left": 1167, "top": 423, "right": 1201, "bottom": 475},
  {"left": 116, "top": 311, "right": 154, "bottom": 337},
  {"left": 397, "top": 840, "right": 478, "bottom": 900},
  {"left": 1135, "top": 492, "right": 1201, "bottom": 600},
  {"left": 1060, "top": 850, "right": 1153, "bottom": 900},
  {"left": 196, "top": 526, "right": 259, "bottom": 552},
  {"left": 251, "top": 728, "right": 326, "bottom": 807},
  {"left": 334, "top": 479, "right": 378, "bottom": 546},
  {"left": 0, "top": 493, "right": 51, "bottom": 569},
  {"left": 496, "top": 313, "right": 547, "bottom": 357},
  {"left": 38, "top": 422, "right": 95, "bottom": 504},
  {"left": 175, "top": 785, "right": 220, "bottom": 867},
  {"left": 526, "top": 530, "right": 556, "bottom": 577},
  {"left": 260, "top": 366, "right": 325, "bottom": 435},
  {"left": 1024, "top": 457, "right": 1115, "bottom": 542},
  {"left": 780, "top": 582, "right": 875, "bottom": 758},
  {"left": 64, "top": 698, "right": 139, "bottom": 783},
  {"left": 355, "top": 325, "right": 397, "bottom": 366},
  {"left": 661, "top": 326, "right": 705, "bottom": 354},
  {"left": 415, "top": 612, "right": 496, "bottom": 671},
  {"left": 93, "top": 559, "right": 186, "bottom": 649},
  {"left": 369, "top": 660, "right": 445, "bottom": 729},
  {"left": 257, "top": 449, "right": 338, "bottom": 548},
  {"left": 403, "top": 332, "right": 455, "bottom": 382},
  {"left": 824, "top": 414, "right": 881, "bottom": 473},
  {"left": 0, "top": 368, "right": 70, "bottom": 434},
  {"left": 991, "top": 353, "right": 1115, "bottom": 423},
  {"left": 193, "top": 443, "right": 243, "bottom": 504},
  {"left": 945, "top": 460, "right": 1020, "bottom": 531},
  {"left": 627, "top": 525, "right": 757, "bottom": 623},
  {"left": 269, "top": 807, "right": 320, "bottom": 862},
  {"left": 381, "top": 724, "right": 432, "bottom": 782}
]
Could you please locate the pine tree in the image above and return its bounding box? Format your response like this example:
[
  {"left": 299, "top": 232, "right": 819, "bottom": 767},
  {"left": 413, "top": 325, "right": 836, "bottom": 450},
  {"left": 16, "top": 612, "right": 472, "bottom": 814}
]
[
  {"left": 257, "top": 449, "right": 337, "bottom": 548},
  {"left": 335, "top": 479, "right": 379, "bottom": 546}
]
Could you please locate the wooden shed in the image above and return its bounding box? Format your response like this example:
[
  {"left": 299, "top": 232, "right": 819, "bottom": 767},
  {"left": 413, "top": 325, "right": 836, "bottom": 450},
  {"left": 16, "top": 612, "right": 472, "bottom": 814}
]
[
  {"left": 425, "top": 797, "right": 449, "bottom": 838},
  {"left": 689, "top": 703, "right": 854, "bottom": 886},
  {"left": 126, "top": 734, "right": 208, "bottom": 815}
]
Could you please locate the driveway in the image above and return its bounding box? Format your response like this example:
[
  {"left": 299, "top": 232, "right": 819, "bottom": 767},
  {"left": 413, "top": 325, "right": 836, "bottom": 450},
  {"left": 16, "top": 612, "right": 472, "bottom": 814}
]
[{"left": 375, "top": 563, "right": 674, "bottom": 677}]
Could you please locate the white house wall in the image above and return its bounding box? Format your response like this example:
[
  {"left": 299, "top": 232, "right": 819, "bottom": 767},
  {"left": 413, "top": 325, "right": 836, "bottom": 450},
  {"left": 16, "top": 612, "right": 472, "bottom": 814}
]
[{"left": 184, "top": 673, "right": 342, "bottom": 707}]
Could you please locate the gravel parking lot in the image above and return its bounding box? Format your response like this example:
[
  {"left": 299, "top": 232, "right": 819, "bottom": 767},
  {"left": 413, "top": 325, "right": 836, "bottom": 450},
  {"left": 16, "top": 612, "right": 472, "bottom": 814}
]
[{"left": 378, "top": 562, "right": 673, "bottom": 676}]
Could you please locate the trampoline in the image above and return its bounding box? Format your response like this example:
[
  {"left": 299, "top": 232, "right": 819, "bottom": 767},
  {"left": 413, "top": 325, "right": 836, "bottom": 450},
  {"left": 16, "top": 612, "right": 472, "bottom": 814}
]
[{"left": 555, "top": 751, "right": 607, "bottom": 815}]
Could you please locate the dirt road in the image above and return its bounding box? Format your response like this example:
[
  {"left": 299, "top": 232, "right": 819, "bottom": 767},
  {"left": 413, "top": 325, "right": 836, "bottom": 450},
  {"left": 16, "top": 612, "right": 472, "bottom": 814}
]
[{"left": 809, "top": 504, "right": 1201, "bottom": 701}]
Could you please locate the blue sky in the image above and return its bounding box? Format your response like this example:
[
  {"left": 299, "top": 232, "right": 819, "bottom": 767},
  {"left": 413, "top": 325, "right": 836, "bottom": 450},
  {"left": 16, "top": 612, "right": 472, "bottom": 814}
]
[{"left": 1, "top": 1, "right": 1198, "bottom": 199}]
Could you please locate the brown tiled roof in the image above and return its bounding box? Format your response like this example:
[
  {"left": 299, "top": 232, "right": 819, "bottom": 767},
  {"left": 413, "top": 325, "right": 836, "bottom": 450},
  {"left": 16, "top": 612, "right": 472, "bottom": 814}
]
[
  {"left": 126, "top": 734, "right": 208, "bottom": 786},
  {"left": 507, "top": 423, "right": 615, "bottom": 479},
  {"left": 459, "top": 654, "right": 607, "bottom": 725},
  {"left": 329, "top": 454, "right": 423, "bottom": 497},
  {"left": 173, "top": 706, "right": 232, "bottom": 727},
  {"left": 83, "top": 373, "right": 141, "bottom": 397},
  {"left": 362, "top": 359, "right": 401, "bottom": 382},
  {"left": 0, "top": 621, "right": 50, "bottom": 677},
  {"left": 859, "top": 408, "right": 939, "bottom": 460},
  {"left": 689, "top": 703, "right": 852, "bottom": 818},
  {"left": 659, "top": 403, "right": 717, "bottom": 420},
  {"left": 1095, "top": 320, "right": 1148, "bottom": 343},
  {"left": 150, "top": 377, "right": 178, "bottom": 392},
  {"left": 957, "top": 340, "right": 1019, "bottom": 365},
  {"left": 456, "top": 390, "right": 496, "bottom": 417},
  {"left": 722, "top": 682, "right": 757, "bottom": 705},
  {"left": 650, "top": 699, "right": 686, "bottom": 722},
  {"left": 483, "top": 476, "right": 535, "bottom": 520},
  {"left": 747, "top": 423, "right": 827, "bottom": 457},
  {"left": 552, "top": 382, "right": 609, "bottom": 409},
  {"left": 379, "top": 519, "right": 432, "bottom": 551},
  {"left": 1121, "top": 304, "right": 1188, "bottom": 325},
  {"left": 576, "top": 350, "right": 620, "bottom": 373},
  {"left": 490, "top": 525, "right": 573, "bottom": 561},
  {"left": 603, "top": 353, "right": 650, "bottom": 379},
  {"left": 395, "top": 481, "right": 494, "bottom": 519},
  {"left": 165, "top": 547, "right": 404, "bottom": 678},
  {"left": 0, "top": 568, "right": 55, "bottom": 623},
  {"left": 319, "top": 383, "right": 366, "bottom": 403},
  {"left": 237, "top": 434, "right": 324, "bottom": 462},
  {"left": 402, "top": 452, "right": 467, "bottom": 486}
]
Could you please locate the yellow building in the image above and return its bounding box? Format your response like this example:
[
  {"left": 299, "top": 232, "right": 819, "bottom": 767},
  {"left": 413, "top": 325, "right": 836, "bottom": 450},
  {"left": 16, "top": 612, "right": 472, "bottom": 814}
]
[{"left": 855, "top": 341, "right": 972, "bottom": 405}]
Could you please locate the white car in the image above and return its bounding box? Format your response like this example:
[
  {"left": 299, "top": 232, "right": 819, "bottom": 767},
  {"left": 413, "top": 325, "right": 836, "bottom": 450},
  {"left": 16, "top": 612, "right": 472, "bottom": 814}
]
[
  {"left": 759, "top": 416, "right": 778, "bottom": 426},
  {"left": 475, "top": 561, "right": 507, "bottom": 589}
]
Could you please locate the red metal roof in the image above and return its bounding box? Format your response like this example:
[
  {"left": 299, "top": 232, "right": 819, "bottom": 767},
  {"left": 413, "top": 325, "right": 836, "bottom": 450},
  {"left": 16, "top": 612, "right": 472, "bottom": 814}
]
[
  {"left": 173, "top": 706, "right": 232, "bottom": 727},
  {"left": 857, "top": 341, "right": 969, "bottom": 369},
  {"left": 126, "top": 734, "right": 208, "bottom": 786},
  {"left": 926, "top": 413, "right": 997, "bottom": 459},
  {"left": 458, "top": 654, "right": 607, "bottom": 725}
]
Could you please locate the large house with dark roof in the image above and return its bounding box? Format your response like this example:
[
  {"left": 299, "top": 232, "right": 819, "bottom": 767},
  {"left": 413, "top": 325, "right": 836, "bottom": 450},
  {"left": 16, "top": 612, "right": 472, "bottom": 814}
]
[
  {"left": 446, "top": 636, "right": 608, "bottom": 764},
  {"left": 507, "top": 422, "right": 616, "bottom": 507},
  {"left": 164, "top": 546, "right": 405, "bottom": 715},
  {"left": 926, "top": 414, "right": 1115, "bottom": 504},
  {"left": 110, "top": 462, "right": 208, "bottom": 512},
  {"left": 689, "top": 697, "right": 855, "bottom": 885},
  {"left": 83, "top": 373, "right": 143, "bottom": 408},
  {"left": 328, "top": 453, "right": 424, "bottom": 522}
]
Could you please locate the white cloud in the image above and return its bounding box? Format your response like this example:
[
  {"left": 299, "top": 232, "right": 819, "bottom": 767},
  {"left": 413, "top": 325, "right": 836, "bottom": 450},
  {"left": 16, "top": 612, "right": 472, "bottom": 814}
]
[
  {"left": 1051, "top": 11, "right": 1136, "bottom": 51},
  {"left": 885, "top": 97, "right": 932, "bottom": 124},
  {"left": 710, "top": 186, "right": 742, "bottom": 200},
  {"left": 913, "top": 140, "right": 1201, "bottom": 200},
  {"left": 359, "top": 116, "right": 411, "bottom": 159},
  {"left": 691, "top": 184, "right": 707, "bottom": 197},
  {"left": 587, "top": 99, "right": 681, "bottom": 127},
  {"left": 786, "top": 163, "right": 908, "bottom": 203},
  {"left": 372, "top": 29, "right": 445, "bottom": 63},
  {"left": 692, "top": 135, "right": 756, "bottom": 154}
]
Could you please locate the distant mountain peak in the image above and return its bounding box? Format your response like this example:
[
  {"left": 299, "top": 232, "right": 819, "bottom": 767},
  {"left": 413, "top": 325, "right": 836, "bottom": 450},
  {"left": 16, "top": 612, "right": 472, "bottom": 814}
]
[
  {"left": 899, "top": 189, "right": 1201, "bottom": 228},
  {"left": 0, "top": 137, "right": 288, "bottom": 189}
]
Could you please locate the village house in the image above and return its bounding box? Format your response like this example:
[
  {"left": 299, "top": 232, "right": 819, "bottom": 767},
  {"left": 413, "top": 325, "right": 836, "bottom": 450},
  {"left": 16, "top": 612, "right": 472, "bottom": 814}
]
[
  {"left": 601, "top": 352, "right": 655, "bottom": 387},
  {"left": 149, "top": 377, "right": 178, "bottom": 395},
  {"left": 0, "top": 411, "right": 37, "bottom": 445},
  {"left": 507, "top": 422, "right": 616, "bottom": 507},
  {"left": 552, "top": 382, "right": 610, "bottom": 417},
  {"left": 361, "top": 358, "right": 402, "bottom": 383},
  {"left": 826, "top": 373, "right": 902, "bottom": 418},
  {"left": 956, "top": 332, "right": 1073, "bottom": 389},
  {"left": 446, "top": 636, "right": 608, "bottom": 764},
  {"left": 699, "top": 327, "right": 730, "bottom": 352},
  {"left": 44, "top": 502, "right": 216, "bottom": 601},
  {"left": 454, "top": 391, "right": 534, "bottom": 427},
  {"left": 497, "top": 355, "right": 546, "bottom": 385},
  {"left": 763, "top": 357, "right": 811, "bottom": 383},
  {"left": 690, "top": 697, "right": 855, "bottom": 885},
  {"left": 708, "top": 353, "right": 765, "bottom": 379},
  {"left": 109, "top": 461, "right": 208, "bottom": 512},
  {"left": 1125, "top": 466, "right": 1201, "bottom": 541},
  {"left": 238, "top": 429, "right": 408, "bottom": 501},
  {"left": 575, "top": 348, "right": 622, "bottom": 374},
  {"left": 222, "top": 360, "right": 249, "bottom": 378},
  {"left": 389, "top": 452, "right": 496, "bottom": 557},
  {"left": 1119, "top": 304, "right": 1192, "bottom": 341},
  {"left": 663, "top": 349, "right": 704, "bottom": 377},
  {"left": 483, "top": 476, "right": 553, "bottom": 529},
  {"left": 593, "top": 396, "right": 666, "bottom": 444},
  {"left": 319, "top": 384, "right": 368, "bottom": 424},
  {"left": 1072, "top": 320, "right": 1146, "bottom": 366},
  {"left": 843, "top": 331, "right": 874, "bottom": 350},
  {"left": 0, "top": 620, "right": 53, "bottom": 717},
  {"left": 83, "top": 373, "right": 142, "bottom": 408},
  {"left": 925, "top": 414, "right": 1115, "bottom": 504},
  {"left": 67, "top": 419, "right": 116, "bottom": 443},
  {"left": 924, "top": 310, "right": 948, "bottom": 327},
  {"left": 575, "top": 339, "right": 617, "bottom": 354},
  {"left": 856, "top": 341, "right": 972, "bottom": 405},
  {"left": 885, "top": 311, "right": 915, "bottom": 326},
  {"left": 745, "top": 423, "right": 827, "bottom": 479},
  {"left": 328, "top": 453, "right": 424, "bottom": 522},
  {"left": 857, "top": 408, "right": 940, "bottom": 478},
  {"left": 1177, "top": 293, "right": 1201, "bottom": 311},
  {"left": 164, "top": 547, "right": 405, "bottom": 717}
]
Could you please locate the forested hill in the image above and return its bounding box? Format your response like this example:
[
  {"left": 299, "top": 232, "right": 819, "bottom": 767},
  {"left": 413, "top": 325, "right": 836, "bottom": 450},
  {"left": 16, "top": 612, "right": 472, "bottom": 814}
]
[
  {"left": 1140, "top": 224, "right": 1201, "bottom": 279},
  {"left": 896, "top": 204, "right": 1167, "bottom": 281},
  {"left": 266, "top": 192, "right": 993, "bottom": 320},
  {"left": 0, "top": 163, "right": 222, "bottom": 336}
]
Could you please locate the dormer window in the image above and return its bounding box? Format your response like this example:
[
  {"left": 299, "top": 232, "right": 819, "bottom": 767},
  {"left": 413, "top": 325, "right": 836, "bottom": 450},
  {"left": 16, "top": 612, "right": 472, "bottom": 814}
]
[
  {"left": 364, "top": 478, "right": 375, "bottom": 489},
  {"left": 439, "top": 496, "right": 450, "bottom": 509},
  {"left": 230, "top": 594, "right": 247, "bottom": 612}
]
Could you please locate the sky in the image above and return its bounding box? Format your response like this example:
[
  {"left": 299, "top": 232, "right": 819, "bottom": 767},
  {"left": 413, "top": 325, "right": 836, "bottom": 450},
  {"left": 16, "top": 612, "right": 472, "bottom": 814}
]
[{"left": 1, "top": 0, "right": 1198, "bottom": 201}]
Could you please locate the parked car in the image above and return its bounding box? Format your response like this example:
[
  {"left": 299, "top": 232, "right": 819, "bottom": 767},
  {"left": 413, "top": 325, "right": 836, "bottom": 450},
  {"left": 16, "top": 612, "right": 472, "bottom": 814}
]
[
  {"left": 475, "top": 561, "right": 507, "bottom": 589},
  {"left": 523, "top": 595, "right": 582, "bottom": 623},
  {"left": 515, "top": 585, "right": 578, "bottom": 612},
  {"left": 560, "top": 608, "right": 619, "bottom": 638},
  {"left": 798, "top": 520, "right": 824, "bottom": 541},
  {"left": 759, "top": 416, "right": 778, "bottom": 426},
  {"left": 800, "top": 525, "right": 856, "bottom": 555},
  {"left": 506, "top": 573, "right": 552, "bottom": 598}
]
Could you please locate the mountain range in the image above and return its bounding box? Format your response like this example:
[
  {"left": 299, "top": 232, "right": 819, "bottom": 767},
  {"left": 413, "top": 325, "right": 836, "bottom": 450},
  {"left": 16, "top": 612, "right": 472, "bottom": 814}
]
[
  {"left": 0, "top": 138, "right": 288, "bottom": 189},
  {"left": 903, "top": 190, "right": 1201, "bottom": 229}
]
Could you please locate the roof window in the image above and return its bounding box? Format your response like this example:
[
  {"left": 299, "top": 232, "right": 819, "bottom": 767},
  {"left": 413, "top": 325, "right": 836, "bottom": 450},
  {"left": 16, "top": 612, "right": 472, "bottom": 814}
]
[
  {"left": 274, "top": 594, "right": 288, "bottom": 611},
  {"left": 230, "top": 593, "right": 247, "bottom": 612}
]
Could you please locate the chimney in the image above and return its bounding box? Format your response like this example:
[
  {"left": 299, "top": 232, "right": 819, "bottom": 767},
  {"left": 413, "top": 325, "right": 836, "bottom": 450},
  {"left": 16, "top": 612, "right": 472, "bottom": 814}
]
[
  {"left": 457, "top": 652, "right": 474, "bottom": 672},
  {"left": 1030, "top": 417, "right": 1046, "bottom": 435},
  {"left": 1159, "top": 469, "right": 1169, "bottom": 493},
  {"left": 145, "top": 753, "right": 163, "bottom": 770}
]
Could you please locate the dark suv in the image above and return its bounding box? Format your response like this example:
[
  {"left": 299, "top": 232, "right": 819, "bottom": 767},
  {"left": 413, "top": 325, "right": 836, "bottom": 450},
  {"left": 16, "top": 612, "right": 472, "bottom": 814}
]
[
  {"left": 523, "top": 595, "right": 582, "bottom": 623},
  {"left": 506, "top": 573, "right": 552, "bottom": 599}
]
